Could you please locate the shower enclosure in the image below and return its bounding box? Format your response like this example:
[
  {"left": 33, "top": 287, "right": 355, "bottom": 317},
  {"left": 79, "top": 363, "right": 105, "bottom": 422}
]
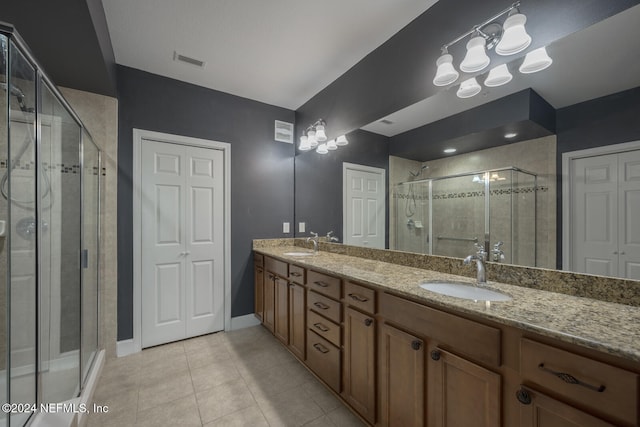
[
  {"left": 394, "top": 167, "right": 537, "bottom": 267},
  {"left": 1, "top": 23, "right": 101, "bottom": 426}
]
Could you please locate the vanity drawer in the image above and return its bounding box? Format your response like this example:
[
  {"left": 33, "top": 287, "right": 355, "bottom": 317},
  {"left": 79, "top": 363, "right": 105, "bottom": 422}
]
[
  {"left": 288, "top": 264, "right": 305, "bottom": 284},
  {"left": 307, "top": 270, "right": 341, "bottom": 300},
  {"left": 344, "top": 281, "right": 376, "bottom": 314},
  {"left": 308, "top": 309, "right": 340, "bottom": 347},
  {"left": 308, "top": 290, "right": 341, "bottom": 324},
  {"left": 379, "top": 292, "right": 501, "bottom": 366},
  {"left": 520, "top": 338, "right": 639, "bottom": 426},
  {"left": 265, "top": 256, "right": 287, "bottom": 277},
  {"left": 306, "top": 330, "right": 341, "bottom": 393},
  {"left": 254, "top": 253, "right": 264, "bottom": 266}
]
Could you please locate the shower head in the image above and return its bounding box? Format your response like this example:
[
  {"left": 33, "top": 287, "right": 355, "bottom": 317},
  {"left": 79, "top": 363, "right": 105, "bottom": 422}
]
[
  {"left": 0, "top": 82, "right": 33, "bottom": 112},
  {"left": 409, "top": 164, "right": 429, "bottom": 177}
]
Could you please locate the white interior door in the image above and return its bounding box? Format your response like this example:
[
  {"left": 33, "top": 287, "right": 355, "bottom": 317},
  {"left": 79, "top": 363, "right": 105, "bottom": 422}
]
[
  {"left": 570, "top": 149, "right": 640, "bottom": 279},
  {"left": 343, "top": 163, "right": 385, "bottom": 248},
  {"left": 141, "top": 140, "right": 224, "bottom": 348},
  {"left": 571, "top": 154, "right": 619, "bottom": 277},
  {"left": 618, "top": 150, "right": 640, "bottom": 279}
]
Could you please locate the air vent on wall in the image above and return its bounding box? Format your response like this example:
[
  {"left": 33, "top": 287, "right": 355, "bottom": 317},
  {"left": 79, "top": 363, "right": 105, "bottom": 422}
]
[
  {"left": 173, "top": 51, "right": 206, "bottom": 68},
  {"left": 274, "top": 120, "right": 294, "bottom": 144}
]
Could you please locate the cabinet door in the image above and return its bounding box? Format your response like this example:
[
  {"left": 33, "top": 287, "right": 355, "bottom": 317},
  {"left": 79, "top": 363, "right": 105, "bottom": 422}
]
[
  {"left": 517, "top": 387, "right": 615, "bottom": 427},
  {"left": 274, "top": 276, "right": 289, "bottom": 344},
  {"left": 288, "top": 282, "right": 305, "bottom": 360},
  {"left": 254, "top": 264, "right": 264, "bottom": 321},
  {"left": 343, "top": 307, "right": 376, "bottom": 424},
  {"left": 429, "top": 347, "right": 501, "bottom": 427},
  {"left": 263, "top": 273, "right": 275, "bottom": 333},
  {"left": 379, "top": 323, "right": 425, "bottom": 427}
]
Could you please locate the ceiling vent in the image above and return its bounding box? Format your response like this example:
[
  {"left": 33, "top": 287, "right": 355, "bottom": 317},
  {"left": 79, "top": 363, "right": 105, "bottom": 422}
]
[
  {"left": 173, "top": 51, "right": 206, "bottom": 68},
  {"left": 274, "top": 120, "right": 294, "bottom": 143},
  {"left": 379, "top": 119, "right": 394, "bottom": 125}
]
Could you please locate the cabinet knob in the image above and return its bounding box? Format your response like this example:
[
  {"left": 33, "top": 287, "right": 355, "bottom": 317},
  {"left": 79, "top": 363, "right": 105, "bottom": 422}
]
[
  {"left": 430, "top": 349, "right": 441, "bottom": 360},
  {"left": 364, "top": 318, "right": 373, "bottom": 327},
  {"left": 411, "top": 340, "right": 422, "bottom": 351},
  {"left": 516, "top": 388, "right": 532, "bottom": 405}
]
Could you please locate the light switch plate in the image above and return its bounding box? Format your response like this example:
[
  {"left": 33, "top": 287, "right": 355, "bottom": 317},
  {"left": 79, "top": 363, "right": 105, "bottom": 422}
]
[
  {"left": 299, "top": 222, "right": 306, "bottom": 233},
  {"left": 283, "top": 222, "right": 290, "bottom": 233}
]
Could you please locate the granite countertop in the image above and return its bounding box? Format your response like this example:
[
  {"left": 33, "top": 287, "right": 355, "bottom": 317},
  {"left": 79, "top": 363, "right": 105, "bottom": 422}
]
[{"left": 254, "top": 245, "right": 640, "bottom": 363}]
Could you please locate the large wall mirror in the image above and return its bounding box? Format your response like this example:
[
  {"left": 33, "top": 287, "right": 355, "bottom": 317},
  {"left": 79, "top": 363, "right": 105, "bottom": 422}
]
[{"left": 294, "top": 4, "right": 640, "bottom": 280}]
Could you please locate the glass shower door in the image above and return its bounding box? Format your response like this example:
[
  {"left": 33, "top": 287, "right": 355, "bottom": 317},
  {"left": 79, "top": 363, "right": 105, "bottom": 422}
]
[{"left": 81, "top": 132, "right": 99, "bottom": 385}]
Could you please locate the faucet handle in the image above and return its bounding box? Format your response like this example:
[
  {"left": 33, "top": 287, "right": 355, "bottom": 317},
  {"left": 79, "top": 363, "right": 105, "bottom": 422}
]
[
  {"left": 309, "top": 231, "right": 318, "bottom": 238},
  {"left": 326, "top": 231, "right": 334, "bottom": 238},
  {"left": 493, "top": 241, "right": 504, "bottom": 250}
]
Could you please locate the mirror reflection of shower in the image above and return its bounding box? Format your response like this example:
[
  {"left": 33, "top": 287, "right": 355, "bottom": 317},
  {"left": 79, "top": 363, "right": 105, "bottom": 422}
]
[{"left": 405, "top": 164, "right": 428, "bottom": 218}]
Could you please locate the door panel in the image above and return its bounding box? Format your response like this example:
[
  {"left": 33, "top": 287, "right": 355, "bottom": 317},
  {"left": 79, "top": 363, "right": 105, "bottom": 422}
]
[
  {"left": 344, "top": 164, "right": 385, "bottom": 248},
  {"left": 618, "top": 150, "right": 640, "bottom": 280}
]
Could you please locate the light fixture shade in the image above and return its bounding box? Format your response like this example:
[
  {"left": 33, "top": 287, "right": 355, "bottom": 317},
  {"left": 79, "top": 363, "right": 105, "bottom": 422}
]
[
  {"left": 315, "top": 124, "right": 327, "bottom": 142},
  {"left": 456, "top": 77, "right": 481, "bottom": 98},
  {"left": 307, "top": 130, "right": 318, "bottom": 148},
  {"left": 519, "top": 46, "right": 552, "bottom": 74},
  {"left": 484, "top": 64, "right": 513, "bottom": 87},
  {"left": 299, "top": 135, "right": 311, "bottom": 151},
  {"left": 336, "top": 135, "right": 349, "bottom": 146},
  {"left": 327, "top": 139, "right": 338, "bottom": 150},
  {"left": 495, "top": 13, "right": 531, "bottom": 55},
  {"left": 460, "top": 36, "right": 490, "bottom": 73},
  {"left": 316, "top": 143, "right": 328, "bottom": 154},
  {"left": 433, "top": 53, "right": 459, "bottom": 86}
]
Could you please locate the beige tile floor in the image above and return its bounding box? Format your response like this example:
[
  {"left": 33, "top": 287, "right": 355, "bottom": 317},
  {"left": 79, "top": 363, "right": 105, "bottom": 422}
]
[{"left": 87, "top": 326, "right": 366, "bottom": 427}]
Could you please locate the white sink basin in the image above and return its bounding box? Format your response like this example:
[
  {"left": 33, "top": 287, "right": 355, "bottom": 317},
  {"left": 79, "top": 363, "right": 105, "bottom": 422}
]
[
  {"left": 420, "top": 281, "right": 511, "bottom": 302},
  {"left": 283, "top": 251, "right": 315, "bottom": 257}
]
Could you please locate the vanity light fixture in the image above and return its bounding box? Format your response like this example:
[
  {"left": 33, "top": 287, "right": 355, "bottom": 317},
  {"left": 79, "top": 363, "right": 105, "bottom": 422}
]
[
  {"left": 519, "top": 46, "right": 553, "bottom": 73},
  {"left": 495, "top": 11, "right": 531, "bottom": 55},
  {"left": 443, "top": 148, "right": 457, "bottom": 154},
  {"left": 460, "top": 34, "right": 491, "bottom": 73},
  {"left": 456, "top": 77, "right": 482, "bottom": 98},
  {"left": 484, "top": 64, "right": 513, "bottom": 87},
  {"left": 298, "top": 119, "right": 350, "bottom": 154}
]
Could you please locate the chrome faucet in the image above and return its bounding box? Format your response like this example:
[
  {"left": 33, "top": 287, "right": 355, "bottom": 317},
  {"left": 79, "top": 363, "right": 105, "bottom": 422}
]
[
  {"left": 326, "top": 231, "right": 339, "bottom": 243},
  {"left": 491, "top": 241, "right": 505, "bottom": 262},
  {"left": 464, "top": 243, "right": 487, "bottom": 285},
  {"left": 306, "top": 231, "right": 319, "bottom": 254}
]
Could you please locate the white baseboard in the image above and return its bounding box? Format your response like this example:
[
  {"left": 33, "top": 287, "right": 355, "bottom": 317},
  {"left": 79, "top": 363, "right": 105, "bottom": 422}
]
[
  {"left": 230, "top": 314, "right": 261, "bottom": 330},
  {"left": 116, "top": 339, "right": 137, "bottom": 357},
  {"left": 116, "top": 314, "right": 260, "bottom": 357}
]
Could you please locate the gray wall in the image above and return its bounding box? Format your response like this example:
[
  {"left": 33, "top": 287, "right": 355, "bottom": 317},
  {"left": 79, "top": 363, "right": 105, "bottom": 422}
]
[
  {"left": 117, "top": 66, "right": 295, "bottom": 341},
  {"left": 555, "top": 86, "right": 640, "bottom": 268}
]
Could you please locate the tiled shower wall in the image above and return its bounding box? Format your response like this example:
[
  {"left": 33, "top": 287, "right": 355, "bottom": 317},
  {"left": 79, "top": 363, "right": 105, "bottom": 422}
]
[{"left": 390, "top": 135, "right": 557, "bottom": 269}]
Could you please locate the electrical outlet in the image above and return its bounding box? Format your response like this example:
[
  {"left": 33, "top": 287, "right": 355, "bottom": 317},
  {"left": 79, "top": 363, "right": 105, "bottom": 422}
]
[
  {"left": 299, "top": 222, "right": 306, "bottom": 233},
  {"left": 283, "top": 222, "right": 290, "bottom": 233}
]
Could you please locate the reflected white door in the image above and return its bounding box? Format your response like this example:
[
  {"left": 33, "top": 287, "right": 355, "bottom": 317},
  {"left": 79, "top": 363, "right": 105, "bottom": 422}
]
[
  {"left": 141, "top": 140, "right": 225, "bottom": 347},
  {"left": 343, "top": 163, "right": 385, "bottom": 248},
  {"left": 571, "top": 150, "right": 640, "bottom": 279}
]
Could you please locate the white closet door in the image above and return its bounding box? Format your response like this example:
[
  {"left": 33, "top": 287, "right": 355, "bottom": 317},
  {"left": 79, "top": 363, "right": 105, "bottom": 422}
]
[
  {"left": 618, "top": 150, "right": 640, "bottom": 279},
  {"left": 344, "top": 164, "right": 385, "bottom": 249},
  {"left": 571, "top": 154, "right": 619, "bottom": 277},
  {"left": 184, "top": 146, "right": 225, "bottom": 336},
  {"left": 141, "top": 140, "right": 224, "bottom": 347}
]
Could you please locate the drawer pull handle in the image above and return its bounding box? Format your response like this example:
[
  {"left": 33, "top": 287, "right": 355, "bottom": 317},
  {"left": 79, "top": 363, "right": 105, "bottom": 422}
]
[
  {"left": 313, "top": 322, "right": 330, "bottom": 332},
  {"left": 516, "top": 388, "right": 532, "bottom": 405},
  {"left": 538, "top": 363, "right": 606, "bottom": 393},
  {"left": 313, "top": 302, "right": 329, "bottom": 310},
  {"left": 348, "top": 293, "right": 368, "bottom": 302},
  {"left": 313, "top": 343, "right": 329, "bottom": 354},
  {"left": 411, "top": 340, "right": 422, "bottom": 351},
  {"left": 314, "top": 281, "right": 329, "bottom": 288},
  {"left": 430, "top": 349, "right": 440, "bottom": 359},
  {"left": 364, "top": 318, "right": 373, "bottom": 326},
  {"left": 290, "top": 272, "right": 302, "bottom": 277}
]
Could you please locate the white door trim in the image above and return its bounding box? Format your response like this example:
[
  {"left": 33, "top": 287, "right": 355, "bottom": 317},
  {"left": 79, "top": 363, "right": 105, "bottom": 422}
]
[
  {"left": 342, "top": 162, "right": 386, "bottom": 247},
  {"left": 132, "top": 128, "right": 231, "bottom": 354},
  {"left": 562, "top": 140, "right": 640, "bottom": 271}
]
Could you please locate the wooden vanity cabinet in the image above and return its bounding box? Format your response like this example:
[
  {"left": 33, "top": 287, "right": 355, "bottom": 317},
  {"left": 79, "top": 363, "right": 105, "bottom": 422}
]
[
  {"left": 378, "top": 322, "right": 425, "bottom": 427},
  {"left": 264, "top": 256, "right": 287, "bottom": 335},
  {"left": 287, "top": 265, "right": 306, "bottom": 360},
  {"left": 253, "top": 254, "right": 264, "bottom": 322},
  {"left": 342, "top": 281, "right": 377, "bottom": 424}
]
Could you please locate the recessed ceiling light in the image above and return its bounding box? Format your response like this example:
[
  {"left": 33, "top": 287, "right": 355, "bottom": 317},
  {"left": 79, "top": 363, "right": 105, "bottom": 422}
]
[
  {"left": 443, "top": 148, "right": 457, "bottom": 154},
  {"left": 504, "top": 132, "right": 517, "bottom": 139}
]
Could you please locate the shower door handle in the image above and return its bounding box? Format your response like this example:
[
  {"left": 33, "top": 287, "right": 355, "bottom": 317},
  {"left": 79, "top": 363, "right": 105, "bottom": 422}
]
[{"left": 82, "top": 249, "right": 89, "bottom": 269}]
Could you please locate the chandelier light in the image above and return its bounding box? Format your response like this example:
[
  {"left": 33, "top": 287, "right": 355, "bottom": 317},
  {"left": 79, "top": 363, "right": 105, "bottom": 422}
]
[
  {"left": 298, "top": 119, "right": 350, "bottom": 154},
  {"left": 431, "top": 1, "right": 551, "bottom": 97}
]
